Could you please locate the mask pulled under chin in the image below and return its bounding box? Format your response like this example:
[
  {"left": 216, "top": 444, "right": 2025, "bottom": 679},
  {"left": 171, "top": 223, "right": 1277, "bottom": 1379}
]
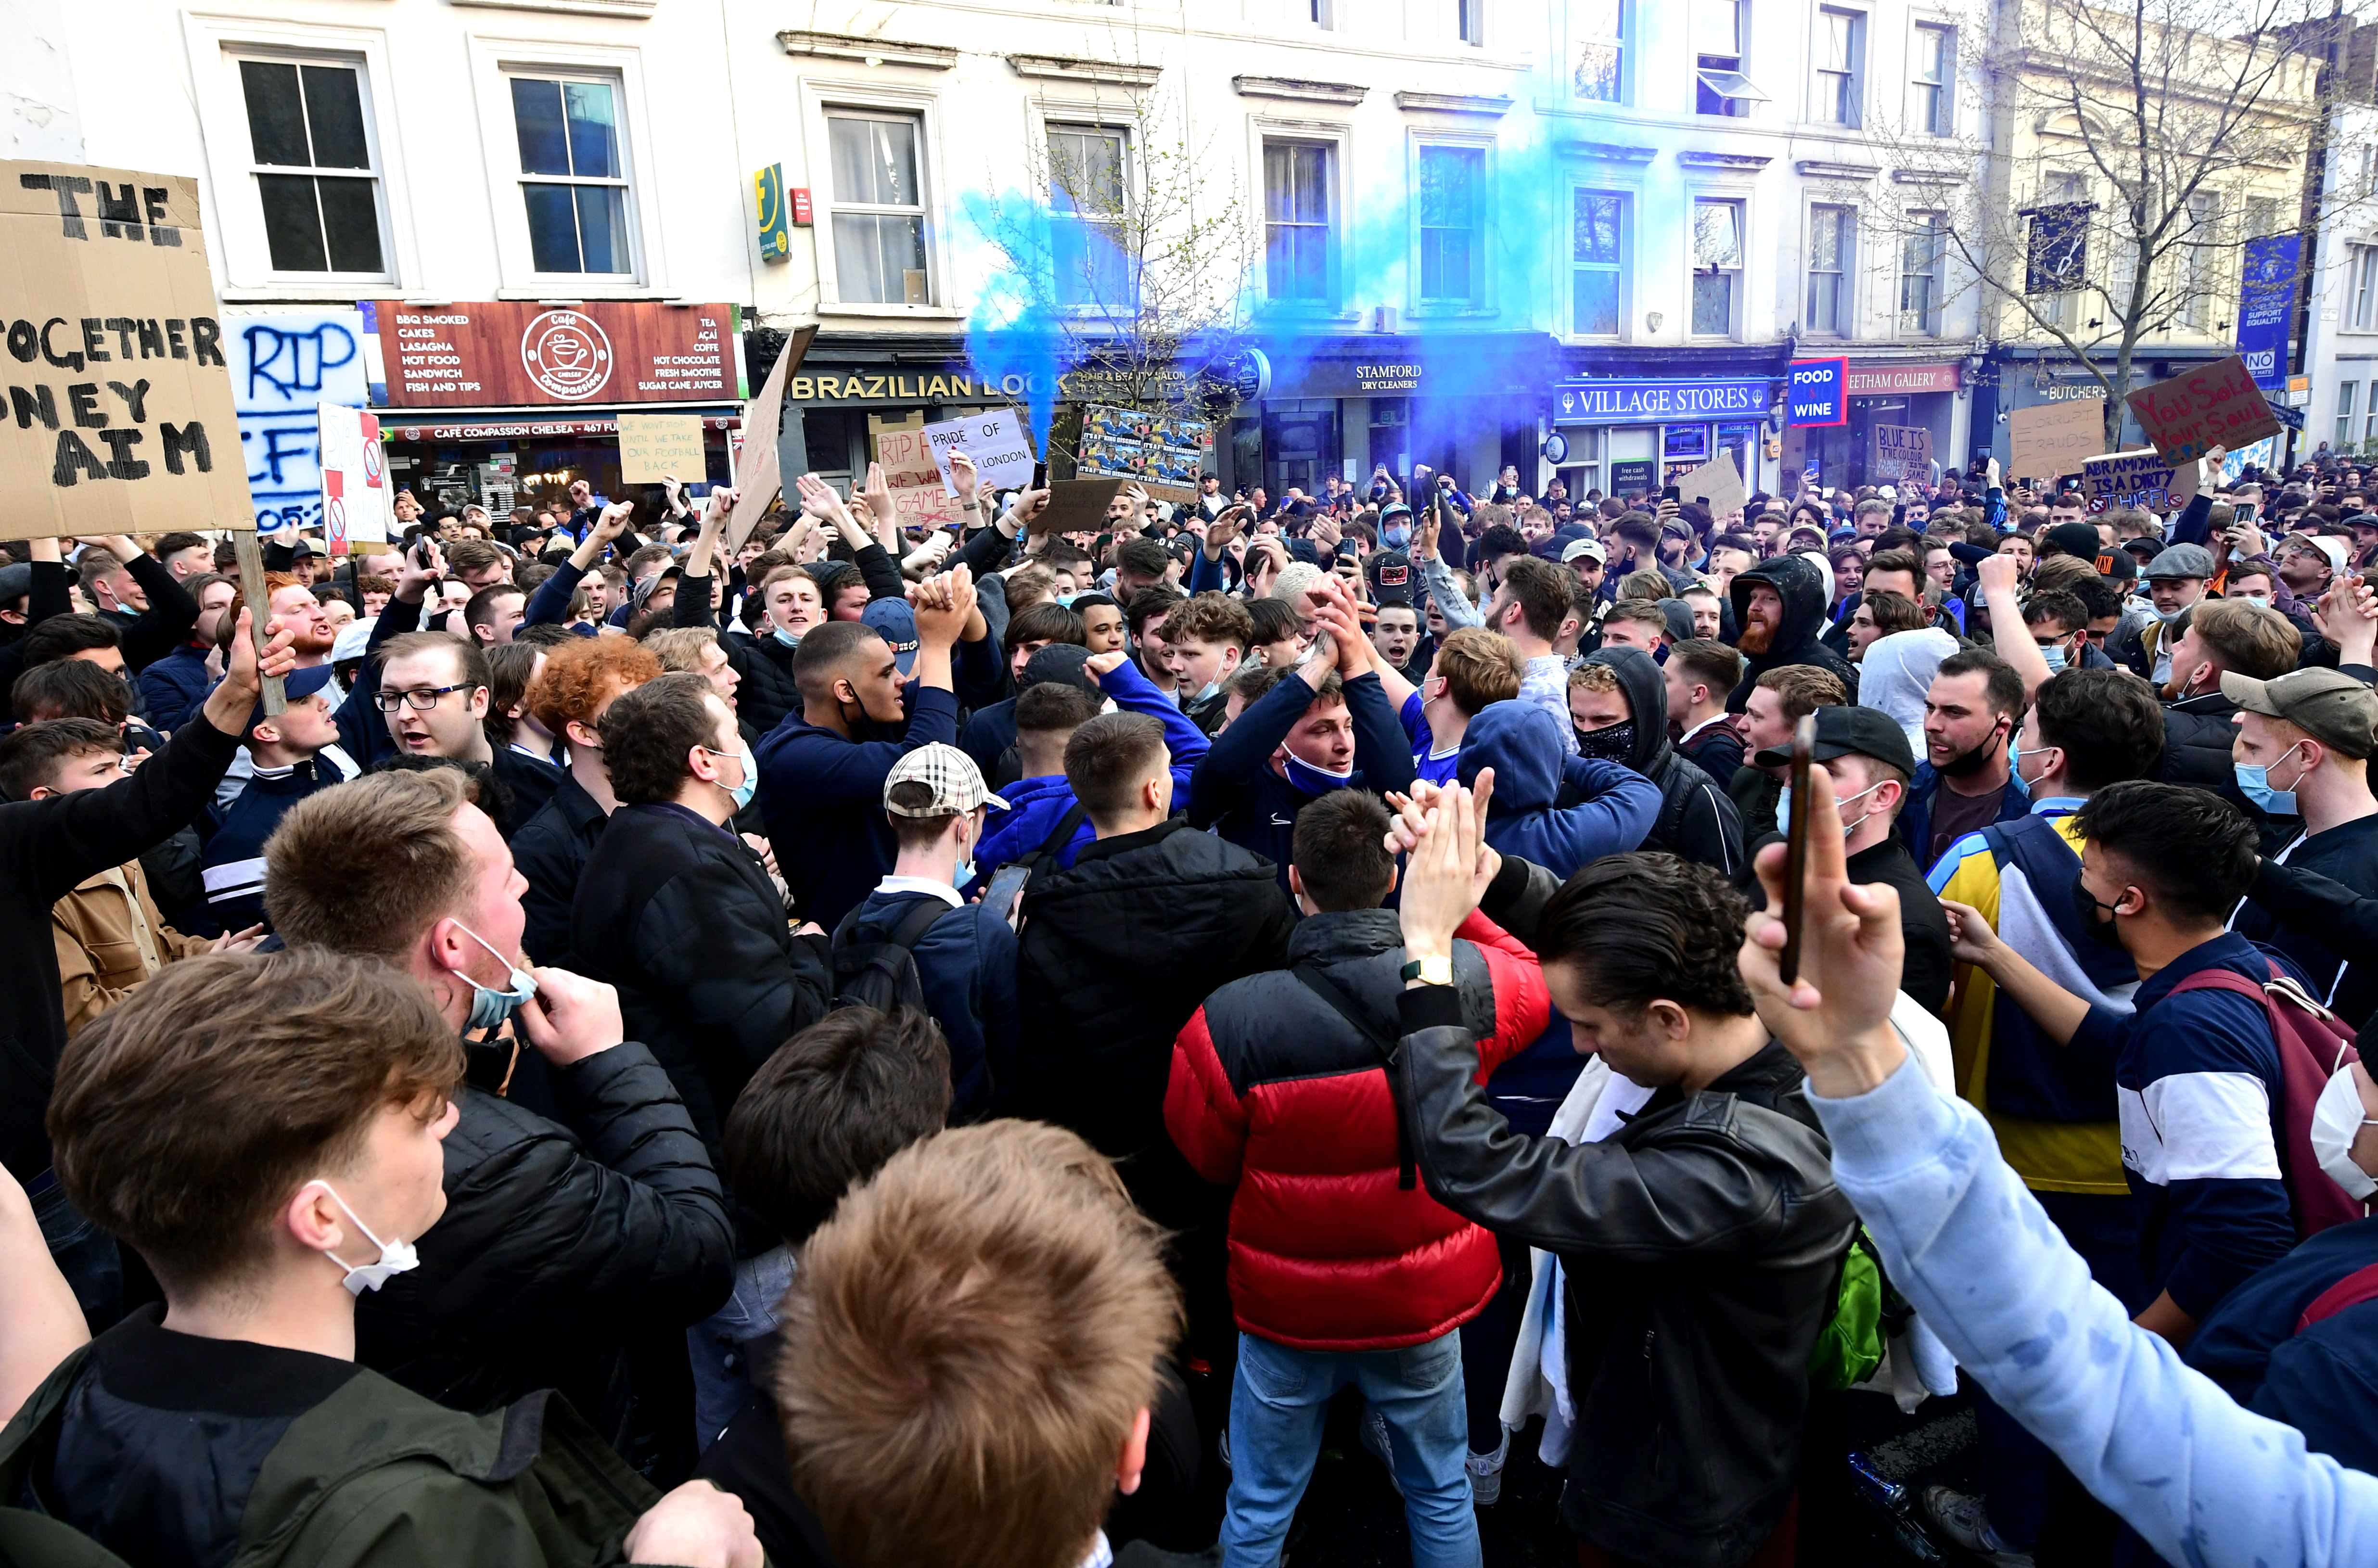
[
  {"left": 307, "top": 1179, "right": 421, "bottom": 1294},
  {"left": 1936, "top": 724, "right": 2006, "bottom": 778},
  {"left": 1279, "top": 751, "right": 1355, "bottom": 796}
]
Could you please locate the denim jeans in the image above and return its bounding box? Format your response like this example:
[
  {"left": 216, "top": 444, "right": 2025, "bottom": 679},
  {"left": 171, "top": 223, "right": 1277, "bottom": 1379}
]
[
  {"left": 687, "top": 1245, "right": 794, "bottom": 1450},
  {"left": 1222, "top": 1329, "right": 1481, "bottom": 1568}
]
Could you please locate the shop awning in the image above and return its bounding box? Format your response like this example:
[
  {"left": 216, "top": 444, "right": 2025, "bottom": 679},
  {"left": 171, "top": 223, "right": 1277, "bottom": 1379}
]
[{"left": 377, "top": 406, "right": 741, "bottom": 441}]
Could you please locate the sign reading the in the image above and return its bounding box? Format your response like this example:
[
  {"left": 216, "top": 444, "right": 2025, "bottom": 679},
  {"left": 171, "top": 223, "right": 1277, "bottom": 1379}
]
[
  {"left": 2081, "top": 448, "right": 2180, "bottom": 510},
  {"left": 1868, "top": 424, "right": 1933, "bottom": 483},
  {"left": 316, "top": 402, "right": 387, "bottom": 548},
  {"left": 874, "top": 425, "right": 966, "bottom": 532},
  {"left": 366, "top": 300, "right": 736, "bottom": 408},
  {"left": 923, "top": 408, "right": 1036, "bottom": 496},
  {"left": 2008, "top": 398, "right": 2105, "bottom": 482},
  {"left": 0, "top": 160, "right": 256, "bottom": 539},
  {"left": 616, "top": 412, "right": 707, "bottom": 483},
  {"left": 2123, "top": 355, "right": 2282, "bottom": 462},
  {"left": 1786, "top": 358, "right": 1849, "bottom": 427}
]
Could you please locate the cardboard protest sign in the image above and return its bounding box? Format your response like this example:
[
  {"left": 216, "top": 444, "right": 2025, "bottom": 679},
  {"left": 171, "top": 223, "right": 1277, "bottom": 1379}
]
[
  {"left": 616, "top": 412, "right": 706, "bottom": 484},
  {"left": 2081, "top": 449, "right": 2180, "bottom": 510},
  {"left": 874, "top": 425, "right": 966, "bottom": 532},
  {"left": 316, "top": 402, "right": 388, "bottom": 551},
  {"left": 725, "top": 324, "right": 811, "bottom": 553},
  {"left": 1032, "top": 478, "right": 1126, "bottom": 538},
  {"left": 1868, "top": 424, "right": 1933, "bottom": 484},
  {"left": 924, "top": 408, "right": 1036, "bottom": 497},
  {"left": 0, "top": 160, "right": 255, "bottom": 539},
  {"left": 2008, "top": 399, "right": 2104, "bottom": 483},
  {"left": 1675, "top": 450, "right": 1746, "bottom": 516},
  {"left": 2124, "top": 355, "right": 2282, "bottom": 463}
]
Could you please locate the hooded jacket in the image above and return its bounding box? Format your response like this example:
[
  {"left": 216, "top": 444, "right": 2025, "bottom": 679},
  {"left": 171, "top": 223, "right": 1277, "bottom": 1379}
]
[
  {"left": 1455, "top": 701, "right": 1660, "bottom": 879},
  {"left": 1724, "top": 555, "right": 1860, "bottom": 712},
  {"left": 1585, "top": 647, "right": 1747, "bottom": 880}
]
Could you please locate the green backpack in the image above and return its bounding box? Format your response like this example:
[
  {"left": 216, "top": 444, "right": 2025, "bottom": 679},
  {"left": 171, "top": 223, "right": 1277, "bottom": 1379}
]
[{"left": 1806, "top": 1227, "right": 1894, "bottom": 1391}]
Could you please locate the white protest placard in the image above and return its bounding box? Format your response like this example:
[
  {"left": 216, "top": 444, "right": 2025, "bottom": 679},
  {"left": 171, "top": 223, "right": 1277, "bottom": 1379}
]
[
  {"left": 2081, "top": 449, "right": 2180, "bottom": 510},
  {"left": 875, "top": 425, "right": 967, "bottom": 532},
  {"left": 1675, "top": 450, "right": 1746, "bottom": 516},
  {"left": 924, "top": 408, "right": 1036, "bottom": 497},
  {"left": 316, "top": 402, "right": 389, "bottom": 550}
]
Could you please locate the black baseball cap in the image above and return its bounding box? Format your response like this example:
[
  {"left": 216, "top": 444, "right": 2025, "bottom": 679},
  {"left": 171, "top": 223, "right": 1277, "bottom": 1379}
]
[
  {"left": 1365, "top": 548, "right": 1417, "bottom": 607},
  {"left": 1752, "top": 703, "right": 1917, "bottom": 778}
]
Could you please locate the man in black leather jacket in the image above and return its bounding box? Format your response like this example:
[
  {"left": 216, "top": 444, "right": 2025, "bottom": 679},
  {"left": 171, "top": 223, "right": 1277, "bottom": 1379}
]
[
  {"left": 1386, "top": 790, "right": 1856, "bottom": 1568},
  {"left": 264, "top": 766, "right": 736, "bottom": 1454}
]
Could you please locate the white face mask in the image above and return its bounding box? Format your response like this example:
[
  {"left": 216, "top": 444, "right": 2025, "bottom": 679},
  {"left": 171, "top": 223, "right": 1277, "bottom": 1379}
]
[
  {"left": 2311, "top": 1065, "right": 2378, "bottom": 1203},
  {"left": 1775, "top": 778, "right": 1884, "bottom": 840},
  {"left": 306, "top": 1179, "right": 421, "bottom": 1294}
]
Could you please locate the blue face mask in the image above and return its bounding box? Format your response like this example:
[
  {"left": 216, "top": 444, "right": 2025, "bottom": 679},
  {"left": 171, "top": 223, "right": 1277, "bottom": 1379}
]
[
  {"left": 2236, "top": 741, "right": 2307, "bottom": 816},
  {"left": 2038, "top": 642, "right": 2068, "bottom": 673},
  {"left": 448, "top": 919, "right": 537, "bottom": 1035},
  {"left": 1382, "top": 525, "right": 1411, "bottom": 549},
  {"left": 772, "top": 625, "right": 799, "bottom": 648},
  {"left": 1193, "top": 679, "right": 1223, "bottom": 704},
  {"left": 1056, "top": 594, "right": 1079, "bottom": 607},
  {"left": 705, "top": 743, "right": 758, "bottom": 811},
  {"left": 1280, "top": 751, "right": 1356, "bottom": 796}
]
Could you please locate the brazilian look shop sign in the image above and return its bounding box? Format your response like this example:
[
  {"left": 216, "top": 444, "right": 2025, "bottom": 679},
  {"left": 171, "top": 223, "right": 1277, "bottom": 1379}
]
[{"left": 0, "top": 162, "right": 256, "bottom": 539}]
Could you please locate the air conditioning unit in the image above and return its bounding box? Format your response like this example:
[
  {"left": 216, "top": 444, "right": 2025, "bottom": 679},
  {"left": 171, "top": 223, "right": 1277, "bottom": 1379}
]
[{"left": 1372, "top": 306, "right": 1399, "bottom": 334}]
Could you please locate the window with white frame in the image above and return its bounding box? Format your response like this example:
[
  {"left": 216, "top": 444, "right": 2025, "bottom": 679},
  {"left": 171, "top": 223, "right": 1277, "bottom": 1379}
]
[
  {"left": 1806, "top": 205, "right": 1854, "bottom": 334},
  {"left": 1309, "top": 0, "right": 1335, "bottom": 26},
  {"left": 1263, "top": 141, "right": 1331, "bottom": 302},
  {"left": 1691, "top": 198, "right": 1743, "bottom": 335},
  {"left": 2244, "top": 195, "right": 2280, "bottom": 238},
  {"left": 2180, "top": 193, "right": 2218, "bottom": 329},
  {"left": 1419, "top": 145, "right": 1484, "bottom": 303},
  {"left": 826, "top": 110, "right": 932, "bottom": 306},
  {"left": 1900, "top": 213, "right": 1943, "bottom": 335},
  {"left": 1814, "top": 8, "right": 1865, "bottom": 127},
  {"left": 1573, "top": 0, "right": 1624, "bottom": 103},
  {"left": 2340, "top": 382, "right": 2359, "bottom": 447},
  {"left": 1048, "top": 127, "right": 1130, "bottom": 311},
  {"left": 1694, "top": 0, "right": 1764, "bottom": 116},
  {"left": 508, "top": 74, "right": 633, "bottom": 276},
  {"left": 236, "top": 57, "right": 388, "bottom": 277},
  {"left": 1910, "top": 24, "right": 1954, "bottom": 135},
  {"left": 2352, "top": 245, "right": 2378, "bottom": 331},
  {"left": 1573, "top": 190, "right": 1624, "bottom": 335},
  {"left": 1458, "top": 0, "right": 1485, "bottom": 46}
]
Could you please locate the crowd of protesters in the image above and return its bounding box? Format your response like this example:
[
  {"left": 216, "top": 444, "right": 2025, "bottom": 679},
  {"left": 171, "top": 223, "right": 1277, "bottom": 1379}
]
[{"left": 2, "top": 438, "right": 2378, "bottom": 1568}]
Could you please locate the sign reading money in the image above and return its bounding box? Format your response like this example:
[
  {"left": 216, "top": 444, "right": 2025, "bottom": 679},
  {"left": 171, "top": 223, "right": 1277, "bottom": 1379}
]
[{"left": 0, "top": 160, "right": 255, "bottom": 538}]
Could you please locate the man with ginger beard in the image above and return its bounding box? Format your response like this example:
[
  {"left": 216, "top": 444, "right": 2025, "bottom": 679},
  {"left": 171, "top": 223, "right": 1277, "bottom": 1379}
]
[
  {"left": 1723, "top": 552, "right": 1858, "bottom": 712},
  {"left": 209, "top": 573, "right": 363, "bottom": 812}
]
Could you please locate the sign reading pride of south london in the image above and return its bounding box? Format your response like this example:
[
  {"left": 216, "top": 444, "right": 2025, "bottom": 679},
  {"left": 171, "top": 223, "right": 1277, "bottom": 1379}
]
[
  {"left": 366, "top": 300, "right": 737, "bottom": 408},
  {"left": 0, "top": 160, "right": 256, "bottom": 539},
  {"left": 1785, "top": 358, "right": 1848, "bottom": 427},
  {"left": 923, "top": 408, "right": 1036, "bottom": 497}
]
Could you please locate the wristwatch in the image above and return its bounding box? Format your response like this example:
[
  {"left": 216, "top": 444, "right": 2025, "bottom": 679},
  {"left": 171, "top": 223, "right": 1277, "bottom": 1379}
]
[{"left": 1400, "top": 954, "right": 1454, "bottom": 986}]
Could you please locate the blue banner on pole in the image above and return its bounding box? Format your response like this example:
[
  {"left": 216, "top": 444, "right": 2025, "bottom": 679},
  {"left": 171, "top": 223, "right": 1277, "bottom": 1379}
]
[{"left": 2237, "top": 234, "right": 2299, "bottom": 391}]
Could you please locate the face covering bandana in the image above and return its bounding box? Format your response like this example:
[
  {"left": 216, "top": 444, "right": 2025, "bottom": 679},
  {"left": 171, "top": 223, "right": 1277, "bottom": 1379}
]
[
  {"left": 448, "top": 919, "right": 537, "bottom": 1035},
  {"left": 2071, "top": 878, "right": 2129, "bottom": 951},
  {"left": 2312, "top": 1064, "right": 2378, "bottom": 1202},
  {"left": 1937, "top": 720, "right": 2007, "bottom": 778},
  {"left": 1574, "top": 720, "right": 1636, "bottom": 765},
  {"left": 306, "top": 1179, "right": 420, "bottom": 1295},
  {"left": 1279, "top": 751, "right": 1356, "bottom": 796},
  {"left": 2235, "top": 741, "right": 2306, "bottom": 817}
]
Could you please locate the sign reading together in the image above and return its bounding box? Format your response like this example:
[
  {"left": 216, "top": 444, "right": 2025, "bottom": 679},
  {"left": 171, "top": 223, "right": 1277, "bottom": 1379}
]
[{"left": 0, "top": 160, "right": 255, "bottom": 538}]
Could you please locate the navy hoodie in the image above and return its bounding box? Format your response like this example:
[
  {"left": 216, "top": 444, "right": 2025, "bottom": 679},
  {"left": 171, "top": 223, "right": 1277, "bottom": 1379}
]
[
  {"left": 1455, "top": 701, "right": 1659, "bottom": 879},
  {"left": 1189, "top": 665, "right": 1415, "bottom": 887},
  {"left": 1584, "top": 646, "right": 1746, "bottom": 879}
]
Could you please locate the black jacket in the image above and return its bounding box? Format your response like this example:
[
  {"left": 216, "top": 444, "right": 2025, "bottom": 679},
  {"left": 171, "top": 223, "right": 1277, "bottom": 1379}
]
[
  {"left": 0, "top": 713, "right": 240, "bottom": 1181},
  {"left": 354, "top": 1042, "right": 735, "bottom": 1439},
  {"left": 511, "top": 772, "right": 609, "bottom": 968},
  {"left": 1585, "top": 647, "right": 1745, "bottom": 879},
  {"left": 676, "top": 570, "right": 804, "bottom": 738},
  {"left": 1849, "top": 836, "right": 1953, "bottom": 1016},
  {"left": 2160, "top": 688, "right": 2243, "bottom": 790},
  {"left": 571, "top": 803, "right": 831, "bottom": 1158},
  {"left": 1394, "top": 980, "right": 1856, "bottom": 1567},
  {"left": 1016, "top": 817, "right": 1299, "bottom": 1163},
  {"left": 487, "top": 746, "right": 563, "bottom": 838},
  {"left": 1724, "top": 555, "right": 1859, "bottom": 711}
]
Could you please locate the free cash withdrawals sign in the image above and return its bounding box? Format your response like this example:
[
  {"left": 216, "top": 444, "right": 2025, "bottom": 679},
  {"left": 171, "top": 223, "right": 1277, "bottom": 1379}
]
[{"left": 0, "top": 161, "right": 255, "bottom": 538}]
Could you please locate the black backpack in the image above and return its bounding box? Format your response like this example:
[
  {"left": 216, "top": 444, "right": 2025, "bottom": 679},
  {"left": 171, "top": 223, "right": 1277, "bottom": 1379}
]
[{"left": 830, "top": 897, "right": 950, "bottom": 1013}]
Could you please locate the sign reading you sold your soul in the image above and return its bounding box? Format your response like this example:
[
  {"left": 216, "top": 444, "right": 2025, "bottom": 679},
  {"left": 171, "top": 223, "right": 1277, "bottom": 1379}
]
[{"left": 0, "top": 160, "right": 256, "bottom": 541}]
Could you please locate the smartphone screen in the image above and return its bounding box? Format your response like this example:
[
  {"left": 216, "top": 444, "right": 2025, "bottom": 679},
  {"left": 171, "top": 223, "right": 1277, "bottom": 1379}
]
[
  {"left": 1779, "top": 715, "right": 1816, "bottom": 985},
  {"left": 984, "top": 864, "right": 1032, "bottom": 929}
]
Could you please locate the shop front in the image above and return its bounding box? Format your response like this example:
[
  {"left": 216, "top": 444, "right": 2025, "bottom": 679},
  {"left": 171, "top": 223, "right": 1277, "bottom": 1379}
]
[
  {"left": 1550, "top": 370, "right": 1777, "bottom": 502},
  {"left": 1226, "top": 333, "right": 1554, "bottom": 501},
  {"left": 767, "top": 331, "right": 1030, "bottom": 491},
  {"left": 1790, "top": 358, "right": 1969, "bottom": 491},
  {"left": 360, "top": 299, "right": 745, "bottom": 516},
  {"left": 1977, "top": 346, "right": 2234, "bottom": 474}
]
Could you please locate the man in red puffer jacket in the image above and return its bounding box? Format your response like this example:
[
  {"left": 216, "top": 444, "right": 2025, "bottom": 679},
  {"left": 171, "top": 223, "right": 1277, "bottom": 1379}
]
[{"left": 1165, "top": 787, "right": 1548, "bottom": 1566}]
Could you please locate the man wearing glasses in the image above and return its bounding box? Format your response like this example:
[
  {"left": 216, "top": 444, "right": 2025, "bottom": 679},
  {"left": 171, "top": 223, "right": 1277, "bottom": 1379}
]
[{"left": 373, "top": 632, "right": 561, "bottom": 834}]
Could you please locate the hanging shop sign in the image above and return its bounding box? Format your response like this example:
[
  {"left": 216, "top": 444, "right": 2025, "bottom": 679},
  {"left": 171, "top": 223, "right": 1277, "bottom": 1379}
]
[{"left": 364, "top": 300, "right": 740, "bottom": 409}]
